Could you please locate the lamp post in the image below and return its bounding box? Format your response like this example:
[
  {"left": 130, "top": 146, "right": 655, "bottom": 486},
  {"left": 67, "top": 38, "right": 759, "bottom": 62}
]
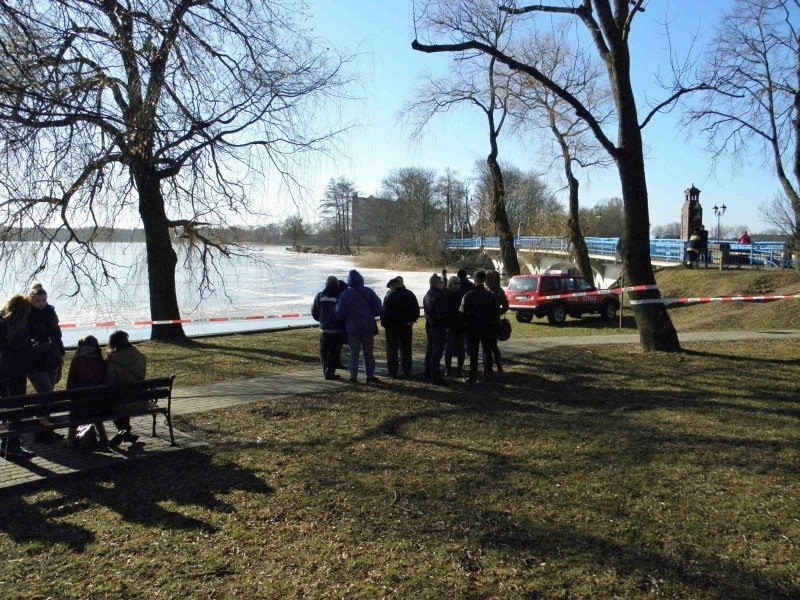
[{"left": 712, "top": 204, "right": 727, "bottom": 243}]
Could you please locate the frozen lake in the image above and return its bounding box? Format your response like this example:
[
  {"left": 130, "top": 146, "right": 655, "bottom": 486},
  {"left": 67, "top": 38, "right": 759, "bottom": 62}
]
[{"left": 1, "top": 244, "right": 437, "bottom": 347}]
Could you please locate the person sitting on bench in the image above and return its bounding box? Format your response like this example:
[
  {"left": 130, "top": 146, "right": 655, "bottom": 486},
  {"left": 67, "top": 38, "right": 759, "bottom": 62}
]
[
  {"left": 65, "top": 335, "right": 110, "bottom": 448},
  {"left": 105, "top": 330, "right": 146, "bottom": 447}
]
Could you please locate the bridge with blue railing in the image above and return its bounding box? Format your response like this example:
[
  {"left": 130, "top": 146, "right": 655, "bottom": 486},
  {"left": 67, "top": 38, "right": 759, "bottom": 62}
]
[{"left": 447, "top": 237, "right": 793, "bottom": 286}]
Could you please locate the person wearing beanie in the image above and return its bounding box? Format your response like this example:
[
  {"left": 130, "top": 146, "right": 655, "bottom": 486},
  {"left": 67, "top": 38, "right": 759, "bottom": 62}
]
[{"left": 381, "top": 276, "right": 419, "bottom": 378}]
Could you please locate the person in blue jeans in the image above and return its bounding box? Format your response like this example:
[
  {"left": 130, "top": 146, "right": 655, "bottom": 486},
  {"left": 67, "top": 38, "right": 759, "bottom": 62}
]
[{"left": 334, "top": 270, "right": 382, "bottom": 383}]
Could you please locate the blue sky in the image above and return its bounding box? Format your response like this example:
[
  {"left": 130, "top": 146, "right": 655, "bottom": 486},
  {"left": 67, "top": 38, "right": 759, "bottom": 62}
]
[{"left": 270, "top": 0, "right": 783, "bottom": 233}]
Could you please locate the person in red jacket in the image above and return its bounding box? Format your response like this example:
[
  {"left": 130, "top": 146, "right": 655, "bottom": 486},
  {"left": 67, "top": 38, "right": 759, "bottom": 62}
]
[{"left": 65, "top": 335, "right": 110, "bottom": 448}]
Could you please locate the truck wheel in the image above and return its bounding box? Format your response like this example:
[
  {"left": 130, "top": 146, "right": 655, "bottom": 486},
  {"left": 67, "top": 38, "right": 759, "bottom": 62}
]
[
  {"left": 601, "top": 301, "right": 617, "bottom": 321},
  {"left": 547, "top": 304, "right": 567, "bottom": 326},
  {"left": 515, "top": 312, "right": 533, "bottom": 323}
]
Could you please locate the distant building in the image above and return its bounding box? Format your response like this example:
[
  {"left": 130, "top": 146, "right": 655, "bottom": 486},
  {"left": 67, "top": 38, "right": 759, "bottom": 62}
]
[{"left": 351, "top": 194, "right": 397, "bottom": 246}]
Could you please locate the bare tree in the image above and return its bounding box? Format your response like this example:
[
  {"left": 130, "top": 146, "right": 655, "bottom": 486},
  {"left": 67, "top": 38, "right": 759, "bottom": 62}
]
[
  {"left": 759, "top": 194, "right": 797, "bottom": 236},
  {"left": 282, "top": 215, "right": 308, "bottom": 248},
  {"left": 320, "top": 177, "right": 355, "bottom": 253},
  {"left": 437, "top": 168, "right": 470, "bottom": 235},
  {"left": 512, "top": 27, "right": 614, "bottom": 279},
  {"left": 651, "top": 222, "right": 681, "bottom": 239},
  {"left": 472, "top": 160, "right": 563, "bottom": 236},
  {"left": 0, "top": 0, "right": 352, "bottom": 340},
  {"left": 683, "top": 0, "right": 799, "bottom": 263},
  {"left": 381, "top": 166, "right": 443, "bottom": 253},
  {"left": 412, "top": 0, "right": 700, "bottom": 352},
  {"left": 402, "top": 0, "right": 521, "bottom": 275}
]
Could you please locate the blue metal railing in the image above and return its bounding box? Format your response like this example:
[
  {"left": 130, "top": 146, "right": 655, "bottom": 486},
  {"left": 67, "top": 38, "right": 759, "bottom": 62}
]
[{"left": 445, "top": 236, "right": 795, "bottom": 268}]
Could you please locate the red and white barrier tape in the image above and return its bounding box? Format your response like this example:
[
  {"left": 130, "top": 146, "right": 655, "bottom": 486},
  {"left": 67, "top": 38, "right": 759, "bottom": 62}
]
[
  {"left": 536, "top": 289, "right": 618, "bottom": 301},
  {"left": 521, "top": 284, "right": 658, "bottom": 303},
  {"left": 619, "top": 284, "right": 660, "bottom": 293},
  {"left": 60, "top": 312, "right": 312, "bottom": 330},
  {"left": 629, "top": 294, "right": 800, "bottom": 306}
]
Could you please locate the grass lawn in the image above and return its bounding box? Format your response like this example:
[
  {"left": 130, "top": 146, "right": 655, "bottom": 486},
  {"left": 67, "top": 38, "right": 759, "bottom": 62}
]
[{"left": 1, "top": 338, "right": 798, "bottom": 599}]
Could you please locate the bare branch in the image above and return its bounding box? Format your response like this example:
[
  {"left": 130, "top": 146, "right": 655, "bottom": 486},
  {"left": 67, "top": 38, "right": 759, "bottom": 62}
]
[{"left": 412, "top": 38, "right": 618, "bottom": 157}]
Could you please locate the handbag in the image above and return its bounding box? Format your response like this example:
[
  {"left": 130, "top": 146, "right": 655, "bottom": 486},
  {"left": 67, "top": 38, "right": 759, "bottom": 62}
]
[
  {"left": 497, "top": 317, "right": 512, "bottom": 342},
  {"left": 75, "top": 424, "right": 99, "bottom": 450}
]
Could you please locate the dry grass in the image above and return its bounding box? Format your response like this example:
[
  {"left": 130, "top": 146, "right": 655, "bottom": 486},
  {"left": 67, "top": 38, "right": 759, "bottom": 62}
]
[{"left": 1, "top": 340, "right": 798, "bottom": 598}]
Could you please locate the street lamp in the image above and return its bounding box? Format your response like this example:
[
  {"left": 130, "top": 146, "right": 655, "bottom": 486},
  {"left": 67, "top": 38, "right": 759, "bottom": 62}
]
[{"left": 712, "top": 204, "right": 727, "bottom": 243}]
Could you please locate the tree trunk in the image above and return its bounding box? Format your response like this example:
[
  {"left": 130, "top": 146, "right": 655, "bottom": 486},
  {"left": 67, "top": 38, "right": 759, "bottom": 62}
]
[
  {"left": 611, "top": 45, "right": 680, "bottom": 352},
  {"left": 566, "top": 180, "right": 594, "bottom": 281},
  {"left": 616, "top": 130, "right": 680, "bottom": 352},
  {"left": 134, "top": 166, "right": 187, "bottom": 341},
  {"left": 552, "top": 116, "right": 593, "bottom": 279},
  {"left": 487, "top": 155, "right": 521, "bottom": 276}
]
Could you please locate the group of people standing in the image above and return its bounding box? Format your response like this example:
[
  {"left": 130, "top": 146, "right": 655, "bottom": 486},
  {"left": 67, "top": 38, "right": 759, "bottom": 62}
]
[
  {"left": 311, "top": 267, "right": 509, "bottom": 386},
  {"left": 0, "top": 283, "right": 145, "bottom": 460}
]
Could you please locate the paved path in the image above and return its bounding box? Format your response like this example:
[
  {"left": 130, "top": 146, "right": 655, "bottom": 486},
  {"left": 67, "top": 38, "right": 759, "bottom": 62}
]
[{"left": 3, "top": 329, "right": 799, "bottom": 490}]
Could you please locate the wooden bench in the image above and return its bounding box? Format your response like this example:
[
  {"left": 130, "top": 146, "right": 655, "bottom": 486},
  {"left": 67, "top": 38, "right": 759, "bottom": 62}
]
[{"left": 0, "top": 376, "right": 175, "bottom": 457}]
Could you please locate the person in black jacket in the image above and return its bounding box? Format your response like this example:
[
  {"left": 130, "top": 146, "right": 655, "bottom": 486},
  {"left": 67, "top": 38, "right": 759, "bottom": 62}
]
[
  {"left": 311, "top": 276, "right": 347, "bottom": 380},
  {"left": 423, "top": 273, "right": 448, "bottom": 384},
  {"left": 0, "top": 294, "right": 37, "bottom": 459},
  {"left": 460, "top": 270, "right": 501, "bottom": 384},
  {"left": 443, "top": 276, "right": 466, "bottom": 378},
  {"left": 485, "top": 270, "right": 509, "bottom": 378},
  {"left": 27, "top": 282, "right": 65, "bottom": 394},
  {"left": 698, "top": 225, "right": 709, "bottom": 267},
  {"left": 381, "top": 276, "right": 419, "bottom": 378},
  {"left": 457, "top": 268, "right": 475, "bottom": 294}
]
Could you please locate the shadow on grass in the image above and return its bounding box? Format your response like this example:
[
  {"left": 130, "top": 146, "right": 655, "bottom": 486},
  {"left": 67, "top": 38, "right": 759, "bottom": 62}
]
[
  {"left": 681, "top": 347, "right": 800, "bottom": 368},
  {"left": 523, "top": 314, "right": 638, "bottom": 332},
  {"left": 159, "top": 336, "right": 319, "bottom": 367},
  {"left": 0, "top": 451, "right": 274, "bottom": 553},
  {"left": 479, "top": 509, "right": 800, "bottom": 599}
]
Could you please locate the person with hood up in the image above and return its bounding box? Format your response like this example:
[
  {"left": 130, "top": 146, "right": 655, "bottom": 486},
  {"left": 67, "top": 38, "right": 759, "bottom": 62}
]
[
  {"left": 312, "top": 275, "right": 347, "bottom": 380},
  {"left": 334, "top": 269, "right": 383, "bottom": 383},
  {"left": 381, "top": 276, "right": 419, "bottom": 378},
  {"left": 0, "top": 294, "right": 37, "bottom": 459}
]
